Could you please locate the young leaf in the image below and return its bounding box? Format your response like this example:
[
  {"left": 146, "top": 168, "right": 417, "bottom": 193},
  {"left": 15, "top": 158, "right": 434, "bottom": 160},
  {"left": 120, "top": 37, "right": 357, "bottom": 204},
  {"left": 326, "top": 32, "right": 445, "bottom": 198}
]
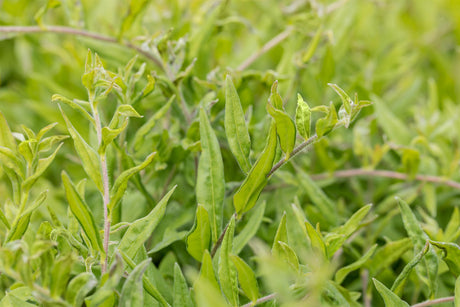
[
  {"left": 65, "top": 273, "right": 98, "bottom": 307},
  {"left": 0, "top": 146, "right": 24, "bottom": 179},
  {"left": 429, "top": 240, "right": 460, "bottom": 276},
  {"left": 195, "top": 250, "right": 220, "bottom": 292},
  {"left": 295, "top": 94, "right": 311, "bottom": 140},
  {"left": 315, "top": 102, "right": 338, "bottom": 137},
  {"left": 0, "top": 111, "right": 17, "bottom": 150},
  {"left": 186, "top": 205, "right": 211, "bottom": 262},
  {"left": 99, "top": 121, "right": 128, "bottom": 154},
  {"left": 218, "top": 216, "right": 238, "bottom": 306},
  {"left": 233, "top": 200, "right": 265, "bottom": 254},
  {"left": 272, "top": 213, "right": 288, "bottom": 251},
  {"left": 392, "top": 242, "right": 430, "bottom": 295},
  {"left": 373, "top": 279, "right": 410, "bottom": 307},
  {"left": 230, "top": 255, "right": 259, "bottom": 303},
  {"left": 328, "top": 83, "right": 352, "bottom": 115},
  {"left": 118, "top": 186, "right": 176, "bottom": 259},
  {"left": 119, "top": 259, "right": 151, "bottom": 307},
  {"left": 173, "top": 263, "right": 194, "bottom": 307},
  {"left": 108, "top": 152, "right": 156, "bottom": 212},
  {"left": 224, "top": 75, "right": 251, "bottom": 173},
  {"left": 196, "top": 108, "right": 225, "bottom": 243},
  {"left": 335, "top": 244, "right": 377, "bottom": 284},
  {"left": 397, "top": 197, "right": 438, "bottom": 298},
  {"left": 267, "top": 82, "right": 296, "bottom": 159},
  {"left": 305, "top": 221, "right": 327, "bottom": 258},
  {"left": 62, "top": 171, "right": 103, "bottom": 253},
  {"left": 233, "top": 122, "right": 277, "bottom": 216},
  {"left": 60, "top": 106, "right": 103, "bottom": 192},
  {"left": 52, "top": 95, "right": 94, "bottom": 125}
]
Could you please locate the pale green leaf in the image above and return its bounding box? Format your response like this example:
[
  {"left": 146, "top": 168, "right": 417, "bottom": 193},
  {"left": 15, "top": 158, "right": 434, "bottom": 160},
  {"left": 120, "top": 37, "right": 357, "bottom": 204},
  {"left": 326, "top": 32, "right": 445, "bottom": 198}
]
[
  {"left": 0, "top": 111, "right": 17, "bottom": 150},
  {"left": 62, "top": 171, "right": 103, "bottom": 254},
  {"left": 186, "top": 205, "right": 211, "bottom": 262},
  {"left": 218, "top": 216, "right": 238, "bottom": 306},
  {"left": 429, "top": 240, "right": 460, "bottom": 276},
  {"left": 233, "top": 201, "right": 265, "bottom": 254},
  {"left": 295, "top": 94, "right": 311, "bottom": 140},
  {"left": 65, "top": 273, "right": 98, "bottom": 307},
  {"left": 315, "top": 102, "right": 338, "bottom": 137},
  {"left": 197, "top": 108, "right": 225, "bottom": 243},
  {"left": 120, "top": 259, "right": 151, "bottom": 307},
  {"left": 335, "top": 244, "right": 377, "bottom": 284},
  {"left": 233, "top": 122, "right": 277, "bottom": 216},
  {"left": 230, "top": 255, "right": 259, "bottom": 303},
  {"left": 225, "top": 75, "right": 251, "bottom": 173},
  {"left": 118, "top": 186, "right": 176, "bottom": 259},
  {"left": 373, "top": 279, "right": 410, "bottom": 307},
  {"left": 173, "top": 263, "right": 194, "bottom": 307}
]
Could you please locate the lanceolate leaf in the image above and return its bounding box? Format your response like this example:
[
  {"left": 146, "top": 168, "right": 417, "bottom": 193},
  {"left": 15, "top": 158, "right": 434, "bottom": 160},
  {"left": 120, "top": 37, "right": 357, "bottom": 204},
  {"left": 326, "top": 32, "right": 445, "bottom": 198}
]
[
  {"left": 196, "top": 250, "right": 220, "bottom": 292},
  {"left": 119, "top": 259, "right": 151, "bottom": 307},
  {"left": 233, "top": 201, "right": 266, "bottom": 254},
  {"left": 60, "top": 106, "right": 103, "bottom": 192},
  {"left": 118, "top": 186, "right": 176, "bottom": 259},
  {"left": 0, "top": 146, "right": 24, "bottom": 179},
  {"left": 225, "top": 75, "right": 251, "bottom": 173},
  {"left": 0, "top": 111, "right": 17, "bottom": 150},
  {"left": 397, "top": 197, "right": 438, "bottom": 298},
  {"left": 186, "top": 205, "right": 211, "bottom": 262},
  {"left": 295, "top": 94, "right": 311, "bottom": 140},
  {"left": 233, "top": 122, "right": 277, "bottom": 216},
  {"left": 218, "top": 216, "right": 238, "bottom": 306},
  {"left": 335, "top": 244, "right": 377, "bottom": 284},
  {"left": 197, "top": 108, "right": 225, "bottom": 243},
  {"left": 267, "top": 82, "right": 296, "bottom": 159},
  {"left": 108, "top": 152, "right": 156, "bottom": 212},
  {"left": 230, "top": 255, "right": 259, "bottom": 303},
  {"left": 173, "top": 263, "right": 194, "bottom": 307},
  {"left": 62, "top": 171, "right": 103, "bottom": 254},
  {"left": 429, "top": 240, "right": 460, "bottom": 276},
  {"left": 373, "top": 279, "right": 410, "bottom": 307},
  {"left": 65, "top": 273, "right": 98, "bottom": 307}
]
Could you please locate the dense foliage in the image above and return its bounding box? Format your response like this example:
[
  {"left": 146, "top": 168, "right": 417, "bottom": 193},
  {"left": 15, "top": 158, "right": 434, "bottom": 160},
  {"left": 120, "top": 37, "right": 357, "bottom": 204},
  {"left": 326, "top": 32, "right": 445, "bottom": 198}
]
[{"left": 1, "top": 0, "right": 460, "bottom": 306}]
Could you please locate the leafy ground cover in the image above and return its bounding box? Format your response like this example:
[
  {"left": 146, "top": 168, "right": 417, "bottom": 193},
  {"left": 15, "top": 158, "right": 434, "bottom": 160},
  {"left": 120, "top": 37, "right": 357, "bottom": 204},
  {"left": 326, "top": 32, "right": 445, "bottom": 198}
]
[{"left": 1, "top": 0, "right": 460, "bottom": 306}]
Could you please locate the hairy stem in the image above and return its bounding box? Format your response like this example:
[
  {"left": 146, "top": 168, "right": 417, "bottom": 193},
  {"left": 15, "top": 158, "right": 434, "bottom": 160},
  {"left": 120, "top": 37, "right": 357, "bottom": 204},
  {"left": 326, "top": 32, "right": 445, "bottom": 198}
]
[
  {"left": 0, "top": 25, "right": 166, "bottom": 74},
  {"left": 411, "top": 296, "right": 455, "bottom": 307},
  {"left": 310, "top": 169, "right": 460, "bottom": 191},
  {"left": 241, "top": 293, "right": 277, "bottom": 307},
  {"left": 91, "top": 105, "right": 111, "bottom": 274}
]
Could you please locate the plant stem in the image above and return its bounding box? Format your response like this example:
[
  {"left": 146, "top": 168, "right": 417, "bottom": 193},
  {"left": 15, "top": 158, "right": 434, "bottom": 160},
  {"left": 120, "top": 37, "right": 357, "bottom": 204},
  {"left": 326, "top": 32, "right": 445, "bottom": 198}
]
[
  {"left": 241, "top": 293, "right": 277, "bottom": 307},
  {"left": 210, "top": 214, "right": 236, "bottom": 258},
  {"left": 0, "top": 25, "right": 166, "bottom": 74},
  {"left": 310, "top": 169, "right": 460, "bottom": 191},
  {"left": 91, "top": 105, "right": 111, "bottom": 274},
  {"left": 411, "top": 296, "right": 455, "bottom": 307},
  {"left": 268, "top": 134, "right": 318, "bottom": 177},
  {"left": 237, "top": 28, "right": 293, "bottom": 71}
]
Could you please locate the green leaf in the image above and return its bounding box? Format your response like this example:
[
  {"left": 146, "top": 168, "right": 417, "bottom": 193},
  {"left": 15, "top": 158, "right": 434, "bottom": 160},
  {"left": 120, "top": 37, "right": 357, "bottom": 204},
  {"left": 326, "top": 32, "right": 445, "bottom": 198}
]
[
  {"left": 119, "top": 0, "right": 151, "bottom": 39},
  {"left": 302, "top": 25, "right": 323, "bottom": 63},
  {"left": 315, "top": 102, "right": 338, "bottom": 137},
  {"left": 108, "top": 152, "right": 156, "bottom": 212},
  {"left": 369, "top": 238, "right": 413, "bottom": 275},
  {"left": 328, "top": 83, "right": 353, "bottom": 115},
  {"left": 52, "top": 95, "right": 94, "bottom": 125},
  {"left": 62, "top": 171, "right": 103, "bottom": 254},
  {"left": 335, "top": 244, "right": 377, "bottom": 284},
  {"left": 0, "top": 111, "right": 17, "bottom": 150},
  {"left": 233, "top": 122, "right": 277, "bottom": 216},
  {"left": 224, "top": 75, "right": 251, "bottom": 173},
  {"left": 305, "top": 221, "right": 327, "bottom": 258},
  {"left": 6, "top": 190, "right": 48, "bottom": 242},
  {"left": 195, "top": 250, "right": 220, "bottom": 292},
  {"left": 197, "top": 108, "right": 225, "bottom": 243},
  {"left": 120, "top": 259, "right": 151, "bottom": 307},
  {"left": 173, "top": 263, "right": 194, "bottom": 307},
  {"left": 99, "top": 121, "right": 128, "bottom": 154},
  {"left": 60, "top": 106, "right": 103, "bottom": 192},
  {"left": 429, "top": 240, "right": 460, "bottom": 276},
  {"left": 445, "top": 207, "right": 460, "bottom": 242},
  {"left": 397, "top": 197, "right": 438, "bottom": 298},
  {"left": 18, "top": 140, "right": 35, "bottom": 165},
  {"left": 50, "top": 254, "right": 74, "bottom": 297},
  {"left": 267, "top": 83, "right": 296, "bottom": 159},
  {"left": 295, "top": 94, "right": 311, "bottom": 140},
  {"left": 402, "top": 148, "right": 420, "bottom": 179},
  {"left": 186, "top": 205, "right": 211, "bottom": 262},
  {"left": 272, "top": 213, "right": 288, "bottom": 251},
  {"left": 22, "top": 143, "right": 63, "bottom": 191},
  {"left": 0, "top": 146, "right": 24, "bottom": 179},
  {"left": 230, "top": 255, "right": 259, "bottom": 303},
  {"left": 392, "top": 242, "right": 430, "bottom": 295},
  {"left": 218, "top": 216, "right": 238, "bottom": 306},
  {"left": 373, "top": 279, "right": 410, "bottom": 307},
  {"left": 233, "top": 200, "right": 265, "bottom": 254},
  {"left": 118, "top": 186, "right": 176, "bottom": 259},
  {"left": 65, "top": 273, "right": 98, "bottom": 307},
  {"left": 120, "top": 251, "right": 171, "bottom": 307}
]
